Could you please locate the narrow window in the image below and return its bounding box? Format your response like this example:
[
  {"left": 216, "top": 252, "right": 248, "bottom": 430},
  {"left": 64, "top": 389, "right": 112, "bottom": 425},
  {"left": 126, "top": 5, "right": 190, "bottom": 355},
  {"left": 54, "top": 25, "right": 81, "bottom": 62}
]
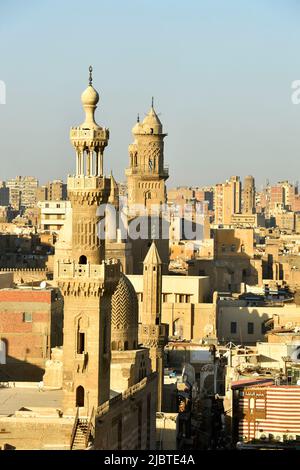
[
  {"left": 77, "top": 332, "right": 85, "bottom": 354},
  {"left": 248, "top": 322, "right": 254, "bottom": 334},
  {"left": 23, "top": 312, "right": 32, "bottom": 323}
]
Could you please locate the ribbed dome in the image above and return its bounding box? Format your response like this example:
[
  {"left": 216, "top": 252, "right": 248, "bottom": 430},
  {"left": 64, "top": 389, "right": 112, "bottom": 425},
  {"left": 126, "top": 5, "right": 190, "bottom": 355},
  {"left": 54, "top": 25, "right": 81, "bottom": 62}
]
[
  {"left": 111, "top": 273, "right": 138, "bottom": 351},
  {"left": 142, "top": 106, "right": 162, "bottom": 134},
  {"left": 81, "top": 85, "right": 99, "bottom": 106}
]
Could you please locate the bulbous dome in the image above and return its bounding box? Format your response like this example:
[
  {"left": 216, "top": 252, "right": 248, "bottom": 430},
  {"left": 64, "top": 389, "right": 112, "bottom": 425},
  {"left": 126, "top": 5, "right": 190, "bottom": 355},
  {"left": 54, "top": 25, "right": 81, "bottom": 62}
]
[
  {"left": 81, "top": 85, "right": 99, "bottom": 106},
  {"left": 132, "top": 121, "right": 142, "bottom": 135},
  {"left": 142, "top": 107, "right": 162, "bottom": 134},
  {"left": 111, "top": 273, "right": 138, "bottom": 351}
]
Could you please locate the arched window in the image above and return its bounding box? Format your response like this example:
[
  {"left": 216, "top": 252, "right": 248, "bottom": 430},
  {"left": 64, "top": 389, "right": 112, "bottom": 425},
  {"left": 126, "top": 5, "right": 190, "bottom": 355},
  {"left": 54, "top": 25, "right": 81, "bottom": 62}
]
[
  {"left": 124, "top": 341, "right": 128, "bottom": 351},
  {"left": 76, "top": 318, "right": 85, "bottom": 354},
  {"left": 111, "top": 341, "right": 117, "bottom": 351},
  {"left": 76, "top": 386, "right": 85, "bottom": 407},
  {"left": 79, "top": 255, "right": 87, "bottom": 265}
]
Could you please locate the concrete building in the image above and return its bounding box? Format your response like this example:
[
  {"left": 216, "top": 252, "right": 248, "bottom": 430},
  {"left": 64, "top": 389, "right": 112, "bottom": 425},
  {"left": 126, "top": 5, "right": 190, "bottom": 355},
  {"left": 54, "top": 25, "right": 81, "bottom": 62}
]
[
  {"left": 6, "top": 176, "right": 38, "bottom": 210},
  {"left": 242, "top": 175, "right": 255, "bottom": 215},
  {"left": 214, "top": 176, "right": 241, "bottom": 225},
  {"left": 36, "top": 185, "right": 48, "bottom": 202},
  {"left": 0, "top": 182, "right": 9, "bottom": 206},
  {"left": 47, "top": 180, "right": 67, "bottom": 201},
  {"left": 38, "top": 200, "right": 71, "bottom": 232},
  {"left": 128, "top": 274, "right": 213, "bottom": 342},
  {"left": 217, "top": 299, "right": 300, "bottom": 345}
]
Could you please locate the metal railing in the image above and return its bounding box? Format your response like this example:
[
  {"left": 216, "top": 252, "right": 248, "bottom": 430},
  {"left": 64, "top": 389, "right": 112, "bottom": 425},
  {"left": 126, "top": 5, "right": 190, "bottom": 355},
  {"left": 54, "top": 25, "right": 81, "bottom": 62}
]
[
  {"left": 70, "top": 407, "right": 79, "bottom": 450},
  {"left": 85, "top": 406, "right": 95, "bottom": 447}
]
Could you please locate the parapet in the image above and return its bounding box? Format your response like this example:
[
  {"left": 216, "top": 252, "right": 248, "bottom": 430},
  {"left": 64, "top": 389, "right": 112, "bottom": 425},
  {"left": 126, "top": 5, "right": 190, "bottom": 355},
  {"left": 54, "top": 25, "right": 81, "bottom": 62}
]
[{"left": 56, "top": 259, "right": 120, "bottom": 282}]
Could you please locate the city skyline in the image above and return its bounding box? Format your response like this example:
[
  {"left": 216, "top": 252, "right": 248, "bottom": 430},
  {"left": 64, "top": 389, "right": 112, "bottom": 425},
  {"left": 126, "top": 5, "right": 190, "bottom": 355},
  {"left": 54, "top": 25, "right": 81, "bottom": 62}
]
[{"left": 1, "top": 0, "right": 300, "bottom": 188}]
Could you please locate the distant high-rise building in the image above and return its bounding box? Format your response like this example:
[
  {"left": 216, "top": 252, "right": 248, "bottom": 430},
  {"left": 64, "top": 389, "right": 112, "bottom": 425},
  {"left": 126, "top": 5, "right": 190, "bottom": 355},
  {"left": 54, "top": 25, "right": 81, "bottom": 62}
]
[
  {"left": 6, "top": 176, "right": 38, "bottom": 210},
  {"left": 242, "top": 175, "right": 255, "bottom": 214},
  {"left": 0, "top": 181, "right": 9, "bottom": 206},
  {"left": 36, "top": 185, "right": 48, "bottom": 202},
  {"left": 214, "top": 176, "right": 241, "bottom": 225},
  {"left": 47, "top": 180, "right": 67, "bottom": 201}
]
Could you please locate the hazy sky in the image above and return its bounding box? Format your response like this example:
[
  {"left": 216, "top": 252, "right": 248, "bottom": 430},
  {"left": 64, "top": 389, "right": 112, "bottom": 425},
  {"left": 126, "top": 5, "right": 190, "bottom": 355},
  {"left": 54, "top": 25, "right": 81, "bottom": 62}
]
[{"left": 1, "top": 0, "right": 300, "bottom": 190}]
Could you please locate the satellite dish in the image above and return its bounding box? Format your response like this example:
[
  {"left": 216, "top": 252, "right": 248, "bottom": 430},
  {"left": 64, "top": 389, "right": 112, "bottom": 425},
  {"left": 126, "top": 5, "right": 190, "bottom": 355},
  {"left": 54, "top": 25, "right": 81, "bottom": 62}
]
[{"left": 40, "top": 281, "right": 47, "bottom": 289}]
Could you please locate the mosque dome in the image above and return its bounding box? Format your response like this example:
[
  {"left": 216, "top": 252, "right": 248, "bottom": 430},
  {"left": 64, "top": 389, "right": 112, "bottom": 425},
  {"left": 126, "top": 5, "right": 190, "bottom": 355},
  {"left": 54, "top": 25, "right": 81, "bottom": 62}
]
[
  {"left": 111, "top": 273, "right": 138, "bottom": 351},
  {"left": 81, "top": 85, "right": 99, "bottom": 106}
]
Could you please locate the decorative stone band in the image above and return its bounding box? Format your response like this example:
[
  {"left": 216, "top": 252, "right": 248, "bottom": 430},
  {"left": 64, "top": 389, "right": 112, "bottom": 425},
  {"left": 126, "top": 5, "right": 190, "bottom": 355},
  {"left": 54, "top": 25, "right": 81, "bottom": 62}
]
[
  {"left": 58, "top": 280, "right": 106, "bottom": 297},
  {"left": 67, "top": 176, "right": 108, "bottom": 191},
  {"left": 56, "top": 260, "right": 120, "bottom": 280},
  {"left": 70, "top": 127, "right": 109, "bottom": 143},
  {"left": 138, "top": 323, "right": 168, "bottom": 347}
]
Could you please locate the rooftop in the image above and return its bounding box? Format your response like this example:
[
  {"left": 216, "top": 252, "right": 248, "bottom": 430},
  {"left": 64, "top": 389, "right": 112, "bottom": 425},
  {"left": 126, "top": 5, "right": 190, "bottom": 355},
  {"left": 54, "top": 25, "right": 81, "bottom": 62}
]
[{"left": 0, "top": 385, "right": 63, "bottom": 416}]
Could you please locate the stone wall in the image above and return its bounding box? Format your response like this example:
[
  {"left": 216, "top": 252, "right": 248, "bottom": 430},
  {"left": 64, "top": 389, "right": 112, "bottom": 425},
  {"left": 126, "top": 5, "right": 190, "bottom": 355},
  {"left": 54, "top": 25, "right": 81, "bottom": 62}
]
[
  {"left": 94, "top": 373, "right": 158, "bottom": 450},
  {"left": 0, "top": 416, "right": 73, "bottom": 450},
  {"left": 0, "top": 269, "right": 48, "bottom": 284}
]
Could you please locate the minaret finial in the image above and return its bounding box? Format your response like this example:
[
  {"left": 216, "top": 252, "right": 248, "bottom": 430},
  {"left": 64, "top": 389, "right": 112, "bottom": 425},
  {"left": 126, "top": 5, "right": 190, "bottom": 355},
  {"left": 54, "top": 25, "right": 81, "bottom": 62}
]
[
  {"left": 89, "top": 65, "right": 93, "bottom": 86},
  {"left": 137, "top": 113, "right": 140, "bottom": 123},
  {"left": 151, "top": 96, "right": 154, "bottom": 108}
]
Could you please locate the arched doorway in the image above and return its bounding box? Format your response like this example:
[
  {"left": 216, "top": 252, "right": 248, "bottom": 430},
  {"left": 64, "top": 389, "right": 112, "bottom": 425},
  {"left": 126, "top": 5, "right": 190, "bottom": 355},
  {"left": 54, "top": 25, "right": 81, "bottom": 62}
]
[
  {"left": 79, "top": 255, "right": 87, "bottom": 265},
  {"left": 76, "top": 386, "right": 85, "bottom": 407}
]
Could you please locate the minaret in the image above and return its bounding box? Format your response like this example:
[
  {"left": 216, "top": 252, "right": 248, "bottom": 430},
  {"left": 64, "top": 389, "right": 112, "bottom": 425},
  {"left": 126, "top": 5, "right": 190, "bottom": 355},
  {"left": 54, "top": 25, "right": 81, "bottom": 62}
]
[
  {"left": 56, "top": 67, "right": 120, "bottom": 416},
  {"left": 142, "top": 240, "right": 162, "bottom": 325},
  {"left": 139, "top": 241, "right": 168, "bottom": 411},
  {"left": 108, "top": 171, "right": 119, "bottom": 210},
  {"left": 126, "top": 99, "right": 168, "bottom": 213},
  {"left": 125, "top": 101, "right": 170, "bottom": 275},
  {"left": 69, "top": 66, "right": 110, "bottom": 263}
]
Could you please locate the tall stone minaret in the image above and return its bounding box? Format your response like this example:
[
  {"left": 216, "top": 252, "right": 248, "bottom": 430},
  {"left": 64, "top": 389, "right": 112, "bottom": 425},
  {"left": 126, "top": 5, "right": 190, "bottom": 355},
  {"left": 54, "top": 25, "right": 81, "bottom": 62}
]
[
  {"left": 56, "top": 67, "right": 120, "bottom": 416},
  {"left": 125, "top": 101, "right": 170, "bottom": 275},
  {"left": 126, "top": 100, "right": 168, "bottom": 214},
  {"left": 139, "top": 241, "right": 168, "bottom": 411}
]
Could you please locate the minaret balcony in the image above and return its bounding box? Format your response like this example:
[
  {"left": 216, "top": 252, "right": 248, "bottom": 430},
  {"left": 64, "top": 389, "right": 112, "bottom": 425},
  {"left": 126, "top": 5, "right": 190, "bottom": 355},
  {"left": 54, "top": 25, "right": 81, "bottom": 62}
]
[
  {"left": 67, "top": 175, "right": 107, "bottom": 190},
  {"left": 56, "top": 260, "right": 120, "bottom": 282},
  {"left": 70, "top": 127, "right": 109, "bottom": 145},
  {"left": 125, "top": 167, "right": 169, "bottom": 178}
]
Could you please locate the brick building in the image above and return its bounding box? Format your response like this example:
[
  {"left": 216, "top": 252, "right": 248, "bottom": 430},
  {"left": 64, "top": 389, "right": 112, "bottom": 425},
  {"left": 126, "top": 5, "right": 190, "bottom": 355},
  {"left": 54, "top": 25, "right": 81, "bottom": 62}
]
[{"left": 0, "top": 287, "right": 63, "bottom": 381}]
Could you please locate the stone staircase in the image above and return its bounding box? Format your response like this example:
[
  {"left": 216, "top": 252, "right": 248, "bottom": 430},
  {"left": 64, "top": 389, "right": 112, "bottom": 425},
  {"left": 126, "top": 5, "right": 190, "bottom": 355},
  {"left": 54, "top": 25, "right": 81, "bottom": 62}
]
[{"left": 71, "top": 418, "right": 89, "bottom": 450}]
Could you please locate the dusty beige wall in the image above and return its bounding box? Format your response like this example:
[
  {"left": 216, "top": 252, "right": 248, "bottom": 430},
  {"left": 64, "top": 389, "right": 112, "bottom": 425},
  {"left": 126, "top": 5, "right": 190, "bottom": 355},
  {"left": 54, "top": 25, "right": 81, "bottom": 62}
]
[
  {"left": 94, "top": 375, "right": 158, "bottom": 450},
  {"left": 0, "top": 419, "right": 73, "bottom": 450}
]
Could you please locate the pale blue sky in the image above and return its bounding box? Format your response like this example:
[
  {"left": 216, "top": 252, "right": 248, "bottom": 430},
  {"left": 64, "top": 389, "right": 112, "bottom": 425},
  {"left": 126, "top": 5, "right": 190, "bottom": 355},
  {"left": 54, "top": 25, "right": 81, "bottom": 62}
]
[{"left": 1, "top": 0, "right": 300, "bottom": 189}]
